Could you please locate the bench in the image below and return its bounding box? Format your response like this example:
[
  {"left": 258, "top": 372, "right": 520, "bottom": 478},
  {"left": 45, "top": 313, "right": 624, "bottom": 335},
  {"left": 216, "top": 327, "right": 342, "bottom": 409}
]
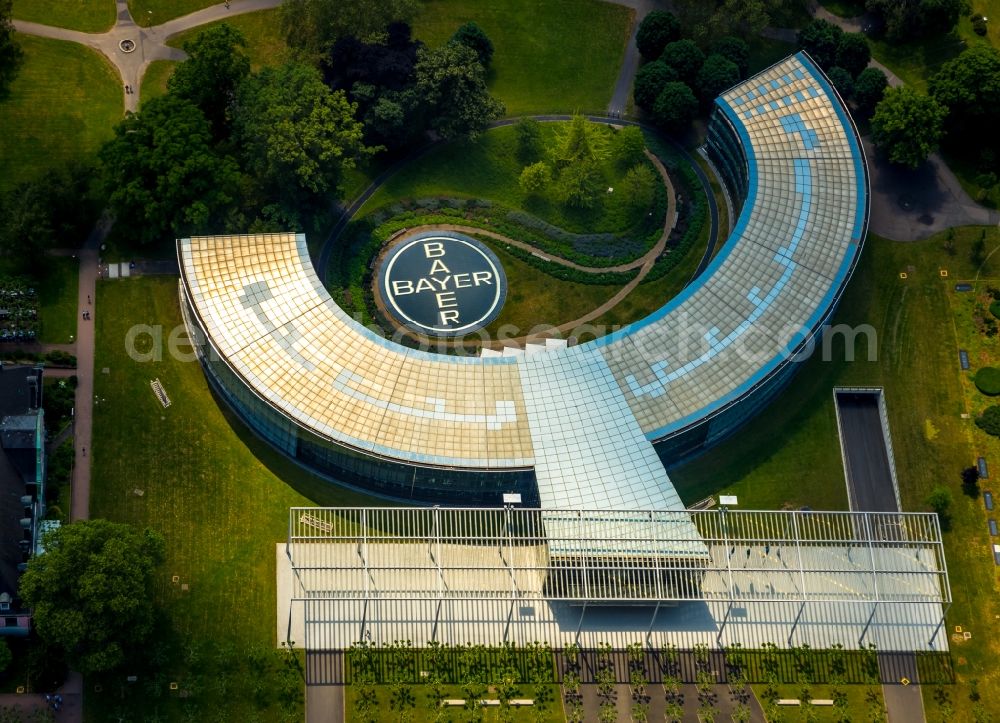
[
  {"left": 812, "top": 699, "right": 834, "bottom": 706},
  {"left": 777, "top": 699, "right": 801, "bottom": 706}
]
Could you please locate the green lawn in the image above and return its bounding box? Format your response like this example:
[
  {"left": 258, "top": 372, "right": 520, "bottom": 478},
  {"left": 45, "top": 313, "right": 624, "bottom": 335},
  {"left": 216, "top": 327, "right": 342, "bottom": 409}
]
[
  {"left": 817, "top": 0, "right": 865, "bottom": 18},
  {"left": 752, "top": 683, "right": 884, "bottom": 721},
  {"left": 165, "top": 8, "right": 290, "bottom": 70},
  {"left": 129, "top": 0, "right": 216, "bottom": 26},
  {"left": 37, "top": 256, "right": 78, "bottom": 344},
  {"left": 88, "top": 277, "right": 386, "bottom": 720},
  {"left": 139, "top": 59, "right": 177, "bottom": 105},
  {"left": 0, "top": 36, "right": 122, "bottom": 193},
  {"left": 412, "top": 0, "right": 631, "bottom": 115},
  {"left": 11, "top": 0, "right": 116, "bottom": 32},
  {"left": 363, "top": 123, "right": 652, "bottom": 236},
  {"left": 671, "top": 227, "right": 1000, "bottom": 719}
]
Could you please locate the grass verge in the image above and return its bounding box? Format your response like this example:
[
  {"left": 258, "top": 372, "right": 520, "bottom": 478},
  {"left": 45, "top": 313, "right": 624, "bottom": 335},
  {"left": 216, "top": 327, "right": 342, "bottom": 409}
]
[
  {"left": 37, "top": 256, "right": 78, "bottom": 344},
  {"left": 11, "top": 0, "right": 116, "bottom": 33},
  {"left": 412, "top": 0, "right": 630, "bottom": 115},
  {"left": 88, "top": 277, "right": 386, "bottom": 720},
  {"left": 0, "top": 36, "right": 122, "bottom": 193},
  {"left": 165, "top": 7, "right": 290, "bottom": 70},
  {"left": 139, "top": 59, "right": 178, "bottom": 106}
]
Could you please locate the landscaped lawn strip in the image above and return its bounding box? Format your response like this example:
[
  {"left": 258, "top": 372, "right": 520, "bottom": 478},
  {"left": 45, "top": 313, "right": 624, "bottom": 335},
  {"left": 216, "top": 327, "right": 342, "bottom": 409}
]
[
  {"left": 37, "top": 256, "right": 78, "bottom": 345},
  {"left": 0, "top": 36, "right": 122, "bottom": 193},
  {"left": 139, "top": 59, "right": 178, "bottom": 105},
  {"left": 129, "top": 0, "right": 216, "bottom": 26},
  {"left": 411, "top": 0, "right": 630, "bottom": 116},
  {"left": 11, "top": 0, "right": 116, "bottom": 33},
  {"left": 673, "top": 228, "right": 1000, "bottom": 719},
  {"left": 165, "top": 7, "right": 289, "bottom": 70},
  {"left": 344, "top": 684, "right": 563, "bottom": 722},
  {"left": 88, "top": 277, "right": 387, "bottom": 720}
]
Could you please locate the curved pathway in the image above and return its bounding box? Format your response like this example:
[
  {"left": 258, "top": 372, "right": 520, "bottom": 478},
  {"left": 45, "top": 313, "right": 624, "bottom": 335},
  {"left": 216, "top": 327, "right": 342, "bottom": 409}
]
[{"left": 390, "top": 150, "right": 676, "bottom": 276}]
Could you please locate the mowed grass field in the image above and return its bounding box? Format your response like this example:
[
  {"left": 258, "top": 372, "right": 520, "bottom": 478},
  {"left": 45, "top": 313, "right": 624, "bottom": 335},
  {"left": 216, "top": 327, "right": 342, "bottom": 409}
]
[
  {"left": 37, "top": 256, "right": 79, "bottom": 344},
  {"left": 129, "top": 0, "right": 216, "bottom": 26},
  {"left": 0, "top": 36, "right": 121, "bottom": 193},
  {"left": 412, "top": 0, "right": 631, "bottom": 115},
  {"left": 139, "top": 59, "right": 177, "bottom": 105},
  {"left": 166, "top": 7, "right": 289, "bottom": 70},
  {"left": 89, "top": 277, "right": 386, "bottom": 720},
  {"left": 673, "top": 227, "right": 1000, "bottom": 718},
  {"left": 11, "top": 0, "right": 116, "bottom": 32}
]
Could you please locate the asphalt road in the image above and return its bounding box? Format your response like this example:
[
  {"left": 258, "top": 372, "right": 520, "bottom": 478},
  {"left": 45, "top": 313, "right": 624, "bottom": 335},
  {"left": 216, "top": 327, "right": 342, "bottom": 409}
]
[{"left": 836, "top": 392, "right": 899, "bottom": 513}]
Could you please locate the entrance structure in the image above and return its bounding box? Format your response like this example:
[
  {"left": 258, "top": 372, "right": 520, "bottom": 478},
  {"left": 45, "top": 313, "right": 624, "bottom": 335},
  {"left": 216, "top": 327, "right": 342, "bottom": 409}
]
[{"left": 279, "top": 507, "right": 950, "bottom": 652}]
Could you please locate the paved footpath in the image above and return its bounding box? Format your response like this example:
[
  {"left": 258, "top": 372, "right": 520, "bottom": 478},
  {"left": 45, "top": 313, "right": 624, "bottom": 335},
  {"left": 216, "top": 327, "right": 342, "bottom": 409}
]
[{"left": 14, "top": 0, "right": 281, "bottom": 112}]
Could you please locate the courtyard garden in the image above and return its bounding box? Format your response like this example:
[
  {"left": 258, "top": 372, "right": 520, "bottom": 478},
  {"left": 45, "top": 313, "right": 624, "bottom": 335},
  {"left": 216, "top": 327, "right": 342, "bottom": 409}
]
[{"left": 328, "top": 118, "right": 711, "bottom": 348}]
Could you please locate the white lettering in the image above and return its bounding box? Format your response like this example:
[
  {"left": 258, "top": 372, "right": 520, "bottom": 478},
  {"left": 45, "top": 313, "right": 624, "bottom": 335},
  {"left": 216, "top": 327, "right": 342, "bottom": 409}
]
[
  {"left": 423, "top": 242, "right": 446, "bottom": 258},
  {"left": 453, "top": 273, "right": 471, "bottom": 288},
  {"left": 391, "top": 280, "right": 414, "bottom": 296},
  {"left": 415, "top": 278, "right": 435, "bottom": 293},
  {"left": 439, "top": 309, "right": 460, "bottom": 325},
  {"left": 431, "top": 277, "right": 448, "bottom": 290},
  {"left": 428, "top": 259, "right": 451, "bottom": 274},
  {"left": 436, "top": 291, "right": 458, "bottom": 309},
  {"left": 472, "top": 271, "right": 494, "bottom": 286}
]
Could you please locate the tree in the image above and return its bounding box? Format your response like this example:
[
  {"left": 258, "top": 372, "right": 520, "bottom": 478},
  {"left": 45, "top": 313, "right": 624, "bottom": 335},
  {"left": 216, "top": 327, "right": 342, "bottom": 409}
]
[
  {"left": 866, "top": 0, "right": 963, "bottom": 40},
  {"left": 414, "top": 43, "right": 505, "bottom": 140},
  {"left": 826, "top": 66, "right": 855, "bottom": 100},
  {"left": 519, "top": 161, "right": 551, "bottom": 194},
  {"left": 100, "top": 95, "right": 241, "bottom": 245},
  {"left": 635, "top": 10, "right": 680, "bottom": 61},
  {"left": 0, "top": 164, "right": 99, "bottom": 270},
  {"left": 167, "top": 24, "right": 250, "bottom": 138},
  {"left": 929, "top": 46, "right": 1000, "bottom": 143},
  {"left": 0, "top": 0, "right": 21, "bottom": 99},
  {"left": 281, "top": 0, "right": 419, "bottom": 55},
  {"left": 674, "top": 0, "right": 781, "bottom": 44},
  {"left": 925, "top": 486, "right": 952, "bottom": 517},
  {"left": 515, "top": 117, "right": 543, "bottom": 163},
  {"left": 19, "top": 520, "right": 165, "bottom": 675},
  {"left": 712, "top": 36, "right": 750, "bottom": 78},
  {"left": 652, "top": 81, "right": 698, "bottom": 132},
  {"left": 697, "top": 53, "right": 740, "bottom": 104},
  {"left": 962, "top": 465, "right": 980, "bottom": 497},
  {"left": 451, "top": 22, "right": 493, "bottom": 67},
  {"left": 235, "top": 62, "right": 373, "bottom": 203},
  {"left": 633, "top": 60, "right": 677, "bottom": 111},
  {"left": 871, "top": 87, "right": 946, "bottom": 169},
  {"left": 619, "top": 163, "right": 657, "bottom": 215},
  {"left": 797, "top": 19, "right": 843, "bottom": 70},
  {"left": 836, "top": 33, "right": 871, "bottom": 79},
  {"left": 612, "top": 125, "right": 646, "bottom": 168},
  {"left": 977, "top": 405, "right": 1000, "bottom": 436},
  {"left": 557, "top": 158, "right": 603, "bottom": 208},
  {"left": 853, "top": 67, "right": 888, "bottom": 114},
  {"left": 660, "top": 40, "right": 705, "bottom": 84}
]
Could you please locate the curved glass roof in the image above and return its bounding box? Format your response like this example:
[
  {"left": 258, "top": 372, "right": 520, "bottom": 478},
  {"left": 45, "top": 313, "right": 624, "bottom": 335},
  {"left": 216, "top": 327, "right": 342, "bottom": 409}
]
[{"left": 178, "top": 53, "right": 867, "bottom": 510}]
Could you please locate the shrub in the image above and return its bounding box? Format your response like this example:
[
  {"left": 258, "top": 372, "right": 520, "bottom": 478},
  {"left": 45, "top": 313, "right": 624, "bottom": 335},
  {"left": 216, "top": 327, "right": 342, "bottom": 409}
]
[
  {"left": 451, "top": 22, "right": 494, "bottom": 66},
  {"left": 635, "top": 10, "right": 680, "bottom": 61},
  {"left": 925, "top": 485, "right": 952, "bottom": 517},
  {"left": 711, "top": 36, "right": 749, "bottom": 79},
  {"left": 660, "top": 40, "right": 704, "bottom": 84},
  {"left": 633, "top": 61, "right": 677, "bottom": 111},
  {"left": 976, "top": 404, "right": 1000, "bottom": 435},
  {"left": 519, "top": 161, "right": 551, "bottom": 195},
  {"left": 976, "top": 366, "right": 1000, "bottom": 394},
  {"left": 652, "top": 81, "right": 698, "bottom": 132},
  {"left": 853, "top": 67, "right": 888, "bottom": 115},
  {"left": 826, "top": 66, "right": 855, "bottom": 100},
  {"left": 990, "top": 300, "right": 1000, "bottom": 319},
  {"left": 835, "top": 32, "right": 871, "bottom": 79},
  {"left": 972, "top": 15, "right": 988, "bottom": 36}
]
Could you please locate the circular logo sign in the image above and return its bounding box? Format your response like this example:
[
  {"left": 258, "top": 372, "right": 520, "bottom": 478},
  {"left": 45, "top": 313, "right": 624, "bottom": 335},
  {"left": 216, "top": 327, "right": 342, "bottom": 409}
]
[{"left": 377, "top": 233, "right": 507, "bottom": 336}]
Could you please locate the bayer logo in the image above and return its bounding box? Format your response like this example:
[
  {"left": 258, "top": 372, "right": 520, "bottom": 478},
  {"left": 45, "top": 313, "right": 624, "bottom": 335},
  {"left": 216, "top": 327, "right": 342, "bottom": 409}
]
[{"left": 377, "top": 233, "right": 508, "bottom": 336}]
